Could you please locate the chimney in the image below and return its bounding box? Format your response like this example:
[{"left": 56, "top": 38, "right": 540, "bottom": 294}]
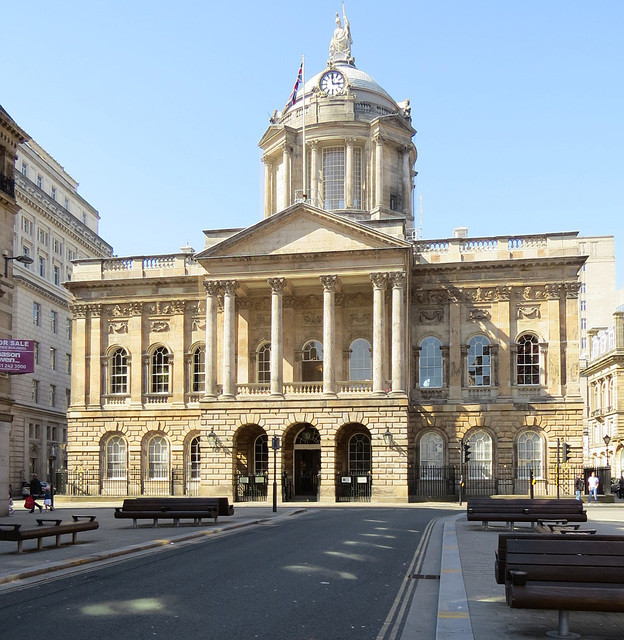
[{"left": 453, "top": 227, "right": 468, "bottom": 239}]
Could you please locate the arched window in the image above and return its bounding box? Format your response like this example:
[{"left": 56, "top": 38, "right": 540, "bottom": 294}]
[
  {"left": 257, "top": 343, "right": 271, "bottom": 384},
  {"left": 302, "top": 340, "right": 323, "bottom": 382},
  {"left": 420, "top": 337, "right": 442, "bottom": 388},
  {"left": 420, "top": 431, "right": 444, "bottom": 467},
  {"left": 254, "top": 434, "right": 268, "bottom": 475},
  {"left": 349, "top": 338, "right": 371, "bottom": 380},
  {"left": 466, "top": 430, "right": 493, "bottom": 479},
  {"left": 109, "top": 348, "right": 128, "bottom": 395},
  {"left": 349, "top": 433, "right": 371, "bottom": 473},
  {"left": 189, "top": 436, "right": 201, "bottom": 479},
  {"left": 467, "top": 336, "right": 490, "bottom": 387},
  {"left": 517, "top": 334, "right": 540, "bottom": 385},
  {"left": 517, "top": 431, "right": 543, "bottom": 479},
  {"left": 192, "top": 345, "right": 205, "bottom": 393},
  {"left": 150, "top": 346, "right": 170, "bottom": 394},
  {"left": 105, "top": 435, "right": 127, "bottom": 479},
  {"left": 148, "top": 435, "right": 169, "bottom": 479}
]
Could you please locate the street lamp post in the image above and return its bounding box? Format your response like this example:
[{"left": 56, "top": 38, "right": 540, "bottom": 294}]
[
  {"left": 603, "top": 434, "right": 611, "bottom": 467},
  {"left": 271, "top": 436, "right": 281, "bottom": 513},
  {"left": 3, "top": 253, "right": 34, "bottom": 277},
  {"left": 48, "top": 446, "right": 56, "bottom": 511}
]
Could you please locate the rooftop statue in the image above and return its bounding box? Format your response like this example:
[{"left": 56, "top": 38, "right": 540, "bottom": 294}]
[{"left": 329, "top": 7, "right": 353, "bottom": 64}]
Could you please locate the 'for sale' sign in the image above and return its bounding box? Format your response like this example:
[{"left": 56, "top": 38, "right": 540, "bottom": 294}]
[{"left": 0, "top": 339, "right": 35, "bottom": 373}]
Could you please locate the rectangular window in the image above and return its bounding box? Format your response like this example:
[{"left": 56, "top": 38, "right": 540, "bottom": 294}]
[
  {"left": 66, "top": 317, "right": 72, "bottom": 339},
  {"left": 21, "top": 245, "right": 31, "bottom": 266},
  {"left": 50, "top": 348, "right": 56, "bottom": 370},
  {"left": 22, "top": 217, "right": 33, "bottom": 234},
  {"left": 580, "top": 300, "right": 587, "bottom": 311},
  {"left": 322, "top": 147, "right": 345, "bottom": 210},
  {"left": 65, "top": 353, "right": 71, "bottom": 375},
  {"left": 51, "top": 186, "right": 57, "bottom": 200},
  {"left": 37, "top": 174, "right": 43, "bottom": 189},
  {"left": 66, "top": 388, "right": 71, "bottom": 408},
  {"left": 38, "top": 256, "right": 46, "bottom": 278},
  {"left": 33, "top": 302, "right": 41, "bottom": 326},
  {"left": 33, "top": 341, "right": 39, "bottom": 365},
  {"left": 38, "top": 228, "right": 48, "bottom": 245},
  {"left": 50, "top": 310, "right": 58, "bottom": 333},
  {"left": 21, "top": 162, "right": 28, "bottom": 176},
  {"left": 581, "top": 318, "right": 587, "bottom": 330},
  {"left": 49, "top": 385, "right": 56, "bottom": 407},
  {"left": 32, "top": 380, "right": 39, "bottom": 403},
  {"left": 82, "top": 212, "right": 87, "bottom": 225},
  {"left": 53, "top": 239, "right": 62, "bottom": 254},
  {"left": 53, "top": 265, "right": 60, "bottom": 285},
  {"left": 580, "top": 283, "right": 586, "bottom": 294},
  {"left": 64, "top": 197, "right": 70, "bottom": 210},
  {"left": 581, "top": 337, "right": 587, "bottom": 350}
]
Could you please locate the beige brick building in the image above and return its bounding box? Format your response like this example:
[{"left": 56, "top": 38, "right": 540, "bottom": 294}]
[{"left": 64, "top": 14, "right": 587, "bottom": 503}]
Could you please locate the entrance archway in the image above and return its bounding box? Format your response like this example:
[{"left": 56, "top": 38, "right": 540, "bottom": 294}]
[{"left": 293, "top": 425, "right": 321, "bottom": 499}]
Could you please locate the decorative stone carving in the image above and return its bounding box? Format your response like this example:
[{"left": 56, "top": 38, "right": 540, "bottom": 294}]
[
  {"left": 150, "top": 320, "right": 170, "bottom": 332},
  {"left": 349, "top": 313, "right": 370, "bottom": 325},
  {"left": 517, "top": 305, "right": 541, "bottom": 319},
  {"left": 303, "top": 314, "right": 323, "bottom": 326},
  {"left": 389, "top": 271, "right": 406, "bottom": 288},
  {"left": 145, "top": 301, "right": 183, "bottom": 316},
  {"left": 419, "top": 309, "right": 444, "bottom": 323},
  {"left": 320, "top": 275, "right": 338, "bottom": 292},
  {"left": 191, "top": 319, "right": 206, "bottom": 332},
  {"left": 268, "top": 277, "right": 286, "bottom": 294},
  {"left": 468, "top": 308, "right": 491, "bottom": 321},
  {"left": 108, "top": 321, "right": 128, "bottom": 334},
  {"left": 565, "top": 282, "right": 581, "bottom": 299},
  {"left": 203, "top": 281, "right": 220, "bottom": 296},
  {"left": 544, "top": 284, "right": 563, "bottom": 299},
  {"left": 329, "top": 8, "right": 353, "bottom": 64},
  {"left": 370, "top": 272, "right": 387, "bottom": 289}
]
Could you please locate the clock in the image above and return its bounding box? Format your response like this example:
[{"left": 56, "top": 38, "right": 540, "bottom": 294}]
[{"left": 320, "top": 70, "right": 346, "bottom": 96}]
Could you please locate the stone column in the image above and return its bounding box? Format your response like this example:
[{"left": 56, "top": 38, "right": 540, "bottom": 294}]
[
  {"left": 203, "top": 281, "right": 219, "bottom": 399},
  {"left": 401, "top": 145, "right": 412, "bottom": 215},
  {"left": 564, "top": 283, "right": 581, "bottom": 398},
  {"left": 282, "top": 144, "right": 291, "bottom": 210},
  {"left": 320, "top": 275, "right": 338, "bottom": 396},
  {"left": 128, "top": 303, "right": 143, "bottom": 408},
  {"left": 374, "top": 134, "right": 384, "bottom": 210},
  {"left": 495, "top": 287, "right": 512, "bottom": 398},
  {"left": 221, "top": 280, "right": 237, "bottom": 399},
  {"left": 310, "top": 141, "right": 319, "bottom": 207},
  {"left": 268, "top": 278, "right": 285, "bottom": 397},
  {"left": 345, "top": 138, "right": 354, "bottom": 209},
  {"left": 461, "top": 345, "right": 469, "bottom": 388},
  {"left": 546, "top": 284, "right": 563, "bottom": 395},
  {"left": 71, "top": 305, "right": 88, "bottom": 408},
  {"left": 170, "top": 303, "right": 185, "bottom": 407},
  {"left": 448, "top": 294, "right": 462, "bottom": 401},
  {"left": 389, "top": 272, "right": 406, "bottom": 395},
  {"left": 262, "top": 157, "right": 273, "bottom": 218},
  {"left": 370, "top": 272, "right": 387, "bottom": 395}
]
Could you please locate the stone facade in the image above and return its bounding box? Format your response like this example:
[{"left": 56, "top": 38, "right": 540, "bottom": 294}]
[{"left": 64, "top": 15, "right": 587, "bottom": 504}]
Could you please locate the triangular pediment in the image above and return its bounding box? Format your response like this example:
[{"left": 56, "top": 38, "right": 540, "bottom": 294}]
[{"left": 196, "top": 204, "right": 410, "bottom": 260}]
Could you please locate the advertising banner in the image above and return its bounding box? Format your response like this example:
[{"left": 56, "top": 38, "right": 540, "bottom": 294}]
[{"left": 0, "top": 339, "right": 35, "bottom": 373}]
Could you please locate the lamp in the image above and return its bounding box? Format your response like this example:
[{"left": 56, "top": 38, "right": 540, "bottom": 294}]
[
  {"left": 383, "top": 428, "right": 393, "bottom": 447},
  {"left": 603, "top": 434, "right": 611, "bottom": 467},
  {"left": 207, "top": 428, "right": 219, "bottom": 449},
  {"left": 3, "top": 253, "right": 34, "bottom": 277}
]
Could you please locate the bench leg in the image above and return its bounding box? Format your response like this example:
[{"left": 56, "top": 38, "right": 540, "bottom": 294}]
[
  {"left": 545, "top": 610, "right": 580, "bottom": 639},
  {"left": 17, "top": 540, "right": 23, "bottom": 553},
  {"left": 72, "top": 532, "right": 78, "bottom": 544},
  {"left": 38, "top": 537, "right": 44, "bottom": 551},
  {"left": 56, "top": 534, "right": 62, "bottom": 548},
  {"left": 153, "top": 518, "right": 158, "bottom": 528}
]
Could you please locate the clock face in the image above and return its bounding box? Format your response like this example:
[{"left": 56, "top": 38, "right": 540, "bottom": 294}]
[{"left": 320, "top": 70, "right": 346, "bottom": 96}]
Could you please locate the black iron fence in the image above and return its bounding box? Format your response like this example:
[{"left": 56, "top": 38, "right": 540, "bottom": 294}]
[
  {"left": 234, "top": 473, "right": 268, "bottom": 502},
  {"left": 408, "top": 464, "right": 589, "bottom": 499},
  {"left": 336, "top": 472, "right": 372, "bottom": 502}
]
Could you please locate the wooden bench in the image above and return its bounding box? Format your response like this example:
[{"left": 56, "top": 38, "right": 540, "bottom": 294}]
[
  {"left": 113, "top": 497, "right": 230, "bottom": 528},
  {"left": 466, "top": 498, "right": 587, "bottom": 530},
  {"left": 0, "top": 515, "right": 99, "bottom": 553},
  {"left": 495, "top": 532, "right": 615, "bottom": 585},
  {"left": 505, "top": 536, "right": 624, "bottom": 637}
]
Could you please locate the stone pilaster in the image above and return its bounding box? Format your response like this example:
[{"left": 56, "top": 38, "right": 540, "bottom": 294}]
[
  {"left": 370, "top": 272, "right": 387, "bottom": 395},
  {"left": 203, "top": 281, "right": 219, "bottom": 399},
  {"left": 389, "top": 271, "right": 406, "bottom": 395},
  {"left": 268, "top": 278, "right": 285, "bottom": 397},
  {"left": 220, "top": 280, "right": 237, "bottom": 399},
  {"left": 320, "top": 275, "right": 338, "bottom": 396}
]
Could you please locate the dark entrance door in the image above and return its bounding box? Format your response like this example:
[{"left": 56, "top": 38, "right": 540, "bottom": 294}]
[{"left": 294, "top": 449, "right": 320, "bottom": 497}]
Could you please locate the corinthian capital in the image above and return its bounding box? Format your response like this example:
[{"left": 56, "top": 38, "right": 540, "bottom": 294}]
[
  {"left": 370, "top": 272, "right": 387, "bottom": 290},
  {"left": 268, "top": 277, "right": 286, "bottom": 294},
  {"left": 320, "top": 275, "right": 338, "bottom": 292}
]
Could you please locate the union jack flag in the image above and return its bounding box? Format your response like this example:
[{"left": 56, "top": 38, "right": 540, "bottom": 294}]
[{"left": 285, "top": 62, "right": 303, "bottom": 111}]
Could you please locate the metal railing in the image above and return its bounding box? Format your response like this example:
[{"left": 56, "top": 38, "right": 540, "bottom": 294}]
[
  {"left": 234, "top": 473, "right": 268, "bottom": 502},
  {"left": 336, "top": 472, "right": 372, "bottom": 502}
]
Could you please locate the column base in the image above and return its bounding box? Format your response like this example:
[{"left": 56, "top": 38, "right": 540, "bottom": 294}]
[
  {"left": 370, "top": 391, "right": 388, "bottom": 398},
  {"left": 270, "top": 393, "right": 285, "bottom": 399},
  {"left": 218, "top": 394, "right": 236, "bottom": 401},
  {"left": 322, "top": 392, "right": 338, "bottom": 399},
  {"left": 388, "top": 390, "right": 407, "bottom": 398}
]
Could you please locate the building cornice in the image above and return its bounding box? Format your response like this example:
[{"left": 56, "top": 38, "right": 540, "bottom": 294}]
[
  {"left": 15, "top": 174, "right": 113, "bottom": 256},
  {"left": 14, "top": 274, "right": 70, "bottom": 309}
]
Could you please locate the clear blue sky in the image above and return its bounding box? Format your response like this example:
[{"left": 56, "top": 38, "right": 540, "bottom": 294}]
[{"left": 4, "top": 0, "right": 623, "bottom": 286}]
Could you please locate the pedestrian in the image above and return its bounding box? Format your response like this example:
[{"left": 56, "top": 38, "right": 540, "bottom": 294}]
[
  {"left": 574, "top": 473, "right": 584, "bottom": 501},
  {"left": 8, "top": 483, "right": 14, "bottom": 516},
  {"left": 587, "top": 471, "right": 599, "bottom": 505},
  {"left": 43, "top": 485, "right": 52, "bottom": 510},
  {"left": 618, "top": 475, "right": 624, "bottom": 500},
  {"left": 28, "top": 473, "right": 44, "bottom": 512}
]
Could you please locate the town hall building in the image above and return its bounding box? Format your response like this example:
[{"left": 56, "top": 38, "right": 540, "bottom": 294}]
[{"left": 64, "top": 13, "right": 586, "bottom": 503}]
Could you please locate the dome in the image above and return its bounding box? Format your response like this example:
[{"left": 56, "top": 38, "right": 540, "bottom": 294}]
[{"left": 287, "top": 62, "right": 400, "bottom": 116}]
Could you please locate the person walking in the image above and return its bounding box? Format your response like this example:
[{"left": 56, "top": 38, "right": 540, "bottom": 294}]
[
  {"left": 43, "top": 485, "right": 52, "bottom": 510},
  {"left": 587, "top": 471, "right": 599, "bottom": 505},
  {"left": 574, "top": 474, "right": 584, "bottom": 501},
  {"left": 28, "top": 473, "right": 44, "bottom": 512}
]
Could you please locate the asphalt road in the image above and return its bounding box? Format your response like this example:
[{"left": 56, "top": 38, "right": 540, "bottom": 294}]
[{"left": 0, "top": 507, "right": 453, "bottom": 640}]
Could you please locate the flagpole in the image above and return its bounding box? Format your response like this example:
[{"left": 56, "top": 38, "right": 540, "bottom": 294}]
[{"left": 301, "top": 54, "right": 307, "bottom": 202}]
